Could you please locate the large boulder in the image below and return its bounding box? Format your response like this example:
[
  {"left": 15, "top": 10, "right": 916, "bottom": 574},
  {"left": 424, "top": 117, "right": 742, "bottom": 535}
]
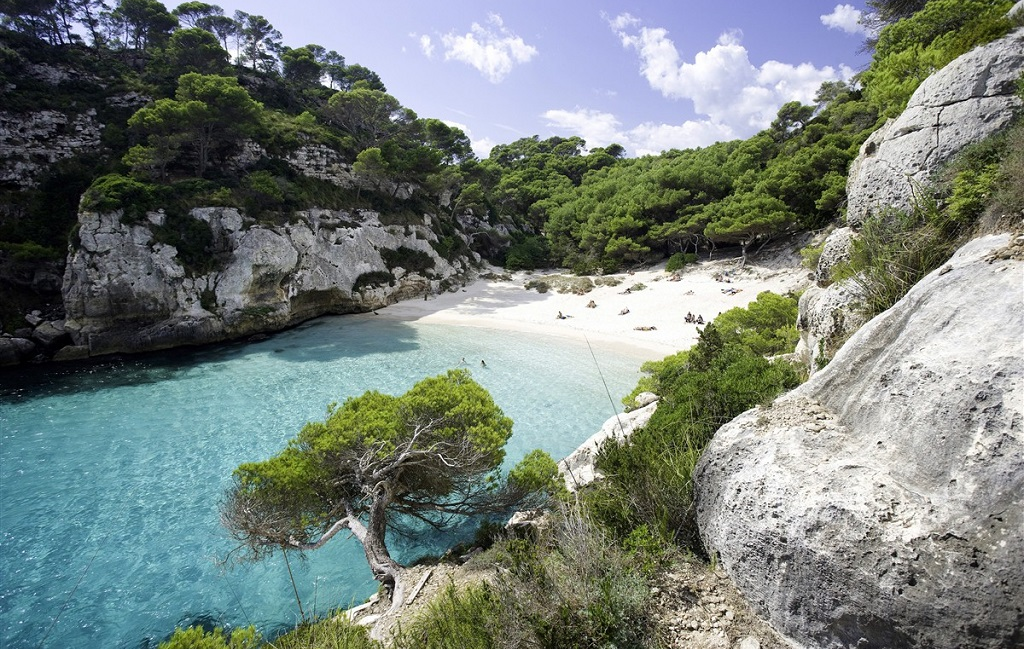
[
  {"left": 695, "top": 233, "right": 1024, "bottom": 649},
  {"left": 845, "top": 28, "right": 1024, "bottom": 227},
  {"left": 794, "top": 278, "right": 869, "bottom": 373}
]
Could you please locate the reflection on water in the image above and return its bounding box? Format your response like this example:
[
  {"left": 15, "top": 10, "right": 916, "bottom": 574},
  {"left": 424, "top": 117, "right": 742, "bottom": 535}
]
[{"left": 0, "top": 315, "right": 644, "bottom": 649}]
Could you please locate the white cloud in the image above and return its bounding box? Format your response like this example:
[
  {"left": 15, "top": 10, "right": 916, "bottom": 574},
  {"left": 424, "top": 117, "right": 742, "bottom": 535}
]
[
  {"left": 543, "top": 108, "right": 623, "bottom": 148},
  {"left": 821, "top": 4, "right": 869, "bottom": 35},
  {"left": 418, "top": 34, "right": 435, "bottom": 58},
  {"left": 609, "top": 14, "right": 853, "bottom": 136},
  {"left": 442, "top": 119, "right": 499, "bottom": 159},
  {"left": 440, "top": 14, "right": 538, "bottom": 83},
  {"left": 542, "top": 107, "right": 737, "bottom": 157}
]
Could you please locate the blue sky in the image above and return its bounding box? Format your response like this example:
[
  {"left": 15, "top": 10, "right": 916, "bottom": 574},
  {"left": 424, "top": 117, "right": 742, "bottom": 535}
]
[{"left": 214, "top": 1, "right": 874, "bottom": 157}]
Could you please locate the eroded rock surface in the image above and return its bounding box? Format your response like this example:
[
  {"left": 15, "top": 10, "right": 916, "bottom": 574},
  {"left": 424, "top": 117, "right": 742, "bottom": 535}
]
[
  {"left": 696, "top": 234, "right": 1024, "bottom": 649},
  {"left": 62, "top": 207, "right": 480, "bottom": 356},
  {"left": 845, "top": 28, "right": 1024, "bottom": 227}
]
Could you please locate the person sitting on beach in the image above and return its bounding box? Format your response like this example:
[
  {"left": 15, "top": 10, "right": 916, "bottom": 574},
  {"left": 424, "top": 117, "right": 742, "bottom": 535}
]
[
  {"left": 557, "top": 311, "right": 564, "bottom": 319},
  {"left": 696, "top": 315, "right": 704, "bottom": 324},
  {"left": 586, "top": 300, "right": 597, "bottom": 308},
  {"left": 685, "top": 312, "right": 694, "bottom": 323},
  {"left": 619, "top": 308, "right": 630, "bottom": 315}
]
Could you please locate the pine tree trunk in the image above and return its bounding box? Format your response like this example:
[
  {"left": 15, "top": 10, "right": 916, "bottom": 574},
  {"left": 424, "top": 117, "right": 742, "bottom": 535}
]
[{"left": 345, "top": 496, "right": 407, "bottom": 610}]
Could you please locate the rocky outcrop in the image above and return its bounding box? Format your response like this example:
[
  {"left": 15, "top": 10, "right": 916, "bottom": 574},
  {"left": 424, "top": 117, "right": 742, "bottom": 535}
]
[
  {"left": 695, "top": 233, "right": 1024, "bottom": 649},
  {"left": 845, "top": 28, "right": 1024, "bottom": 227},
  {"left": 559, "top": 393, "right": 659, "bottom": 491},
  {"left": 794, "top": 278, "right": 868, "bottom": 372},
  {"left": 798, "top": 27, "right": 1024, "bottom": 375},
  {"left": 0, "top": 109, "right": 104, "bottom": 188},
  {"left": 61, "top": 207, "right": 481, "bottom": 357}
]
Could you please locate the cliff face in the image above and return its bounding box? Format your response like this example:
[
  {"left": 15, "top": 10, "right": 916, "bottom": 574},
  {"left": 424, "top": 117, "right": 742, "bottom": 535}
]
[
  {"left": 797, "top": 27, "right": 1024, "bottom": 373},
  {"left": 845, "top": 28, "right": 1024, "bottom": 227},
  {"left": 61, "top": 206, "right": 482, "bottom": 357},
  {"left": 696, "top": 234, "right": 1024, "bottom": 649}
]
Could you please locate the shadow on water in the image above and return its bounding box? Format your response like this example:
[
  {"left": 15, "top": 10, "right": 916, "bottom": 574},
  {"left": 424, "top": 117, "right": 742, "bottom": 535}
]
[{"left": 0, "top": 315, "right": 422, "bottom": 405}]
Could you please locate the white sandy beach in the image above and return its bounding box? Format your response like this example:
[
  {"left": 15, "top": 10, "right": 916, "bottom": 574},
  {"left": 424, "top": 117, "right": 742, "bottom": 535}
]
[{"left": 377, "top": 248, "right": 812, "bottom": 363}]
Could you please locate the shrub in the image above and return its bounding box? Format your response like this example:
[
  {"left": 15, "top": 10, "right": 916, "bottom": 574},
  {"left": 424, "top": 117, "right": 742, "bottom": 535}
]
[
  {"left": 396, "top": 506, "right": 656, "bottom": 649},
  {"left": 151, "top": 211, "right": 217, "bottom": 276},
  {"left": 81, "top": 173, "right": 160, "bottom": 222},
  {"left": 381, "top": 246, "right": 435, "bottom": 274},
  {"left": 353, "top": 270, "right": 395, "bottom": 292},
  {"left": 590, "top": 303, "right": 802, "bottom": 548},
  {"left": 158, "top": 625, "right": 260, "bottom": 649},
  {"left": 862, "top": 0, "right": 1015, "bottom": 116},
  {"left": 665, "top": 252, "right": 698, "bottom": 272},
  {"left": 504, "top": 235, "right": 550, "bottom": 270},
  {"left": 270, "top": 616, "right": 379, "bottom": 649},
  {"left": 835, "top": 205, "right": 960, "bottom": 317},
  {"left": 431, "top": 234, "right": 468, "bottom": 262},
  {"left": 799, "top": 240, "right": 825, "bottom": 271},
  {"left": 711, "top": 291, "right": 800, "bottom": 356},
  {"left": 393, "top": 583, "right": 499, "bottom": 649},
  {"left": 0, "top": 241, "right": 63, "bottom": 262}
]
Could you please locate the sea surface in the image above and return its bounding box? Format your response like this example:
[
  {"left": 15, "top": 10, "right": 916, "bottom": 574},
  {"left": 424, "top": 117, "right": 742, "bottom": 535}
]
[{"left": 0, "top": 315, "right": 647, "bottom": 649}]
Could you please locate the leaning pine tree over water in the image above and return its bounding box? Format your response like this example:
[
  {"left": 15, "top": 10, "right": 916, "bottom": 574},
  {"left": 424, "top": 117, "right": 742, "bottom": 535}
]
[{"left": 221, "top": 369, "right": 559, "bottom": 618}]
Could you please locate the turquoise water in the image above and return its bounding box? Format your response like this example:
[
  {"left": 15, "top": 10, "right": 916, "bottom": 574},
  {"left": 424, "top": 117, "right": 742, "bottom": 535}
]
[{"left": 0, "top": 315, "right": 646, "bottom": 649}]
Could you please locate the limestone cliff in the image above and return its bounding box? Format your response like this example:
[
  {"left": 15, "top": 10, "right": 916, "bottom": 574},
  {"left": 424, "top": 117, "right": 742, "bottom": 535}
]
[
  {"left": 845, "top": 28, "right": 1024, "bottom": 227},
  {"left": 797, "top": 26, "right": 1024, "bottom": 373},
  {"left": 61, "top": 206, "right": 485, "bottom": 357},
  {"left": 696, "top": 233, "right": 1024, "bottom": 649}
]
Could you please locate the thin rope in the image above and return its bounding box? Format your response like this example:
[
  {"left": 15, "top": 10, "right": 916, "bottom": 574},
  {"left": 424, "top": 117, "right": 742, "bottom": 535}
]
[
  {"left": 282, "top": 550, "right": 306, "bottom": 623},
  {"left": 39, "top": 543, "right": 100, "bottom": 648},
  {"left": 584, "top": 334, "right": 626, "bottom": 436}
]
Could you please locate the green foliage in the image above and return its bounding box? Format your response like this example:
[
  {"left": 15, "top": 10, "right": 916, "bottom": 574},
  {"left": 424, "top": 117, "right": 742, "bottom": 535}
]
[
  {"left": 0, "top": 241, "right": 63, "bottom": 262},
  {"left": 508, "top": 449, "right": 567, "bottom": 500},
  {"left": 832, "top": 117, "right": 1024, "bottom": 318},
  {"left": 665, "top": 252, "right": 698, "bottom": 272},
  {"left": 588, "top": 296, "right": 801, "bottom": 547},
  {"left": 81, "top": 173, "right": 160, "bottom": 221},
  {"left": 621, "top": 524, "right": 670, "bottom": 579},
  {"left": 240, "top": 169, "right": 287, "bottom": 216},
  {"left": 225, "top": 369, "right": 518, "bottom": 558},
  {"left": 862, "top": 0, "right": 1015, "bottom": 116},
  {"left": 159, "top": 27, "right": 231, "bottom": 76},
  {"left": 151, "top": 210, "right": 217, "bottom": 276},
  {"left": 158, "top": 625, "right": 260, "bottom": 649},
  {"left": 394, "top": 583, "right": 499, "bottom": 649},
  {"left": 835, "top": 204, "right": 961, "bottom": 317},
  {"left": 540, "top": 91, "right": 876, "bottom": 269},
  {"left": 430, "top": 233, "right": 469, "bottom": 263},
  {"left": 270, "top": 616, "right": 379, "bottom": 649},
  {"left": 992, "top": 120, "right": 1024, "bottom": 215},
  {"left": 394, "top": 507, "right": 657, "bottom": 649},
  {"left": 800, "top": 240, "right": 825, "bottom": 271},
  {"left": 380, "top": 245, "right": 435, "bottom": 274},
  {"left": 711, "top": 291, "right": 800, "bottom": 356},
  {"left": 503, "top": 234, "right": 550, "bottom": 270},
  {"left": 127, "top": 72, "right": 263, "bottom": 178}
]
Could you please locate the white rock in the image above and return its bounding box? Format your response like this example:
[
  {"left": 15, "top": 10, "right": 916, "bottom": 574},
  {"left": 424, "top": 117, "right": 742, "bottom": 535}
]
[
  {"left": 845, "top": 29, "right": 1024, "bottom": 227},
  {"left": 696, "top": 234, "right": 1024, "bottom": 649}
]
